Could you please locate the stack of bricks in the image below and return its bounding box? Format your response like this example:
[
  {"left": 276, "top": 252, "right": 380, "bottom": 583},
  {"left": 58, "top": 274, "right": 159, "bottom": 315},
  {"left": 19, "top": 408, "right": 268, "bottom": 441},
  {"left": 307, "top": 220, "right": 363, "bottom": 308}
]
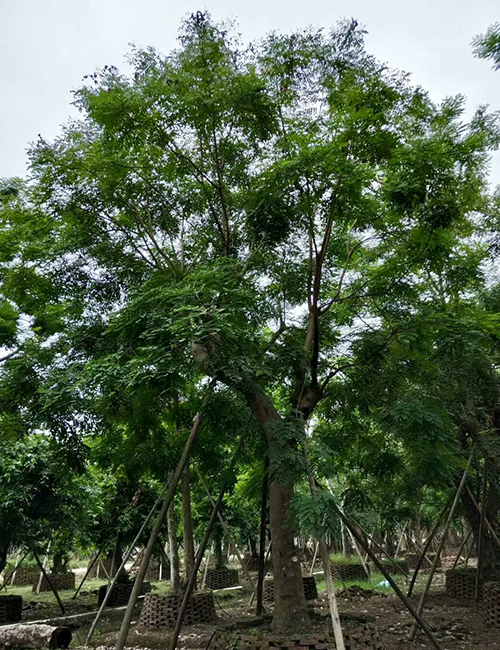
[
  {"left": 212, "top": 618, "right": 384, "bottom": 650},
  {"left": 445, "top": 568, "right": 481, "bottom": 600},
  {"left": 377, "top": 560, "right": 408, "bottom": 576},
  {"left": 129, "top": 556, "right": 170, "bottom": 581},
  {"left": 407, "top": 554, "right": 441, "bottom": 571},
  {"left": 205, "top": 568, "right": 239, "bottom": 590},
  {"left": 139, "top": 591, "right": 216, "bottom": 627},
  {"left": 8, "top": 567, "right": 39, "bottom": 586},
  {"left": 245, "top": 556, "right": 272, "bottom": 573},
  {"left": 33, "top": 572, "right": 76, "bottom": 592},
  {"left": 87, "top": 557, "right": 113, "bottom": 579},
  {"left": 330, "top": 564, "right": 368, "bottom": 582},
  {"left": 263, "top": 576, "right": 318, "bottom": 602},
  {"left": 97, "top": 581, "right": 150, "bottom": 607},
  {"left": 0, "top": 595, "right": 23, "bottom": 624},
  {"left": 483, "top": 582, "right": 500, "bottom": 626}
]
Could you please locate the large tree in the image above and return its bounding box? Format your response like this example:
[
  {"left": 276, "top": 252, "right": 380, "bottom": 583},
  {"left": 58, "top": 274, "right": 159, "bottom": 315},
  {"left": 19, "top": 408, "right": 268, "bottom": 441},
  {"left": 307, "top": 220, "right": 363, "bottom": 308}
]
[{"left": 2, "top": 14, "right": 498, "bottom": 629}]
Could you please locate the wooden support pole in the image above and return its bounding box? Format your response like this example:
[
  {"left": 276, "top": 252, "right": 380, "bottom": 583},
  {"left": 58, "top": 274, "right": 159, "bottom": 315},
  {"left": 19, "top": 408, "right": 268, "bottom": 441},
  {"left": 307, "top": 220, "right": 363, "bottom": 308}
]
[
  {"left": 309, "top": 541, "right": 319, "bottom": 576},
  {"left": 256, "top": 456, "right": 269, "bottom": 617},
  {"left": 465, "top": 485, "right": 500, "bottom": 550},
  {"left": 32, "top": 549, "right": 65, "bottom": 615},
  {"left": 345, "top": 526, "right": 370, "bottom": 580},
  {"left": 451, "top": 528, "right": 473, "bottom": 570},
  {"left": 113, "top": 408, "right": 207, "bottom": 650},
  {"left": 408, "top": 449, "right": 474, "bottom": 642},
  {"left": 168, "top": 435, "right": 244, "bottom": 650},
  {"left": 0, "top": 551, "right": 29, "bottom": 591},
  {"left": 194, "top": 466, "right": 256, "bottom": 592},
  {"left": 475, "top": 458, "right": 488, "bottom": 602},
  {"left": 302, "top": 439, "right": 345, "bottom": 650},
  {"left": 35, "top": 543, "right": 51, "bottom": 595},
  {"left": 406, "top": 500, "right": 450, "bottom": 597},
  {"left": 331, "top": 509, "right": 443, "bottom": 650},
  {"left": 201, "top": 548, "right": 211, "bottom": 590},
  {"left": 72, "top": 550, "right": 102, "bottom": 599},
  {"left": 249, "top": 543, "right": 272, "bottom": 606}
]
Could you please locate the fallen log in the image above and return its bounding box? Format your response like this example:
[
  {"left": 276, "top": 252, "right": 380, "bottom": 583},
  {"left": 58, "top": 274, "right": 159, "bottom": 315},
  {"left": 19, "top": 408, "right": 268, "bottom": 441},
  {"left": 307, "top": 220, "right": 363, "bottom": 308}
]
[{"left": 0, "top": 624, "right": 72, "bottom": 649}]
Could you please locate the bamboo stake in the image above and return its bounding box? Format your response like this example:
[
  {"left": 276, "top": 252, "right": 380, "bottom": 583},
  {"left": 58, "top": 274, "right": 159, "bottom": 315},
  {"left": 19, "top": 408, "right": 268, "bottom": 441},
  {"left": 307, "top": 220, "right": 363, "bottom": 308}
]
[
  {"left": 309, "top": 541, "right": 319, "bottom": 576},
  {"left": 256, "top": 456, "right": 268, "bottom": 617},
  {"left": 395, "top": 525, "right": 407, "bottom": 559},
  {"left": 408, "top": 449, "right": 475, "bottom": 641},
  {"left": 113, "top": 407, "right": 208, "bottom": 650},
  {"left": 36, "top": 542, "right": 51, "bottom": 595},
  {"left": 345, "top": 526, "right": 370, "bottom": 580},
  {"left": 0, "top": 551, "right": 29, "bottom": 591},
  {"left": 451, "top": 528, "right": 473, "bottom": 570},
  {"left": 406, "top": 499, "right": 451, "bottom": 597},
  {"left": 9, "top": 552, "right": 21, "bottom": 587},
  {"left": 201, "top": 548, "right": 211, "bottom": 590},
  {"left": 168, "top": 435, "right": 245, "bottom": 650},
  {"left": 86, "top": 487, "right": 167, "bottom": 644},
  {"left": 475, "top": 458, "right": 488, "bottom": 602},
  {"left": 32, "top": 549, "right": 65, "bottom": 615},
  {"left": 302, "top": 440, "right": 345, "bottom": 650},
  {"left": 194, "top": 466, "right": 256, "bottom": 592},
  {"left": 72, "top": 550, "right": 102, "bottom": 599},
  {"left": 331, "top": 508, "right": 443, "bottom": 650},
  {"left": 465, "top": 486, "right": 500, "bottom": 550},
  {"left": 248, "top": 543, "right": 272, "bottom": 606}
]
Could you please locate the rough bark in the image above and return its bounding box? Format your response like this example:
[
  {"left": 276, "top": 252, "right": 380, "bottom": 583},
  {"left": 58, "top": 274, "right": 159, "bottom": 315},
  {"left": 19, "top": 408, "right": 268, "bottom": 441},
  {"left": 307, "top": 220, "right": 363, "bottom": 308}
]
[
  {"left": 462, "top": 485, "right": 500, "bottom": 579},
  {"left": 167, "top": 498, "right": 181, "bottom": 592},
  {"left": 246, "top": 390, "right": 310, "bottom": 631},
  {"left": 0, "top": 625, "right": 71, "bottom": 649},
  {"left": 182, "top": 464, "right": 196, "bottom": 587}
]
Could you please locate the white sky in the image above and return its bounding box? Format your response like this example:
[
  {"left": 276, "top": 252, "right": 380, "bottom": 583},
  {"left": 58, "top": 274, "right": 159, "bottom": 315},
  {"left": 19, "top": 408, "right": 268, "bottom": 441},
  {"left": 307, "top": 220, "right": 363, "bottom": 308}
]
[{"left": 1, "top": 0, "right": 499, "bottom": 183}]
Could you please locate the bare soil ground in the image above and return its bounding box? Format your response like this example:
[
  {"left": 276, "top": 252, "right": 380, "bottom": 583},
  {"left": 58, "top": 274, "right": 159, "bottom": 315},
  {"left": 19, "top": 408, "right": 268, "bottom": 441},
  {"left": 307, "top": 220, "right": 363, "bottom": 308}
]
[{"left": 2, "top": 567, "right": 500, "bottom": 650}]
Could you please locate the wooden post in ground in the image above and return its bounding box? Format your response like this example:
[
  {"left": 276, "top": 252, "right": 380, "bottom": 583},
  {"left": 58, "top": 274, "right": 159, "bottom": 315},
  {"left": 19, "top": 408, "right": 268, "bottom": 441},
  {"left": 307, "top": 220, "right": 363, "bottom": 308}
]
[
  {"left": 331, "top": 509, "right": 443, "bottom": 650},
  {"left": 465, "top": 486, "right": 500, "bottom": 550},
  {"left": 72, "top": 550, "right": 102, "bottom": 599},
  {"left": 35, "top": 542, "right": 51, "bottom": 595},
  {"left": 302, "top": 440, "right": 345, "bottom": 650},
  {"left": 201, "top": 548, "right": 211, "bottom": 590},
  {"left": 408, "top": 449, "right": 475, "bottom": 642},
  {"left": 407, "top": 498, "right": 452, "bottom": 597},
  {"left": 309, "top": 541, "right": 319, "bottom": 576},
  {"left": 112, "top": 407, "right": 208, "bottom": 650},
  {"left": 451, "top": 529, "right": 473, "bottom": 570},
  {"left": 0, "top": 551, "right": 29, "bottom": 591},
  {"left": 32, "top": 549, "right": 65, "bottom": 615},
  {"left": 475, "top": 458, "right": 488, "bottom": 603},
  {"left": 256, "top": 456, "right": 269, "bottom": 617},
  {"left": 248, "top": 543, "right": 272, "bottom": 606},
  {"left": 345, "top": 526, "right": 370, "bottom": 580},
  {"left": 168, "top": 435, "right": 245, "bottom": 650},
  {"left": 194, "top": 466, "right": 256, "bottom": 593}
]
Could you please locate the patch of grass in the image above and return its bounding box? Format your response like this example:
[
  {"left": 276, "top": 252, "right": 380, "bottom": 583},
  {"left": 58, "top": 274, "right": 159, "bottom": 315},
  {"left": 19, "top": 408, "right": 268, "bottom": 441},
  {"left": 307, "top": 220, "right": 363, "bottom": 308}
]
[
  {"left": 315, "top": 571, "right": 407, "bottom": 594},
  {"left": 329, "top": 554, "right": 362, "bottom": 565}
]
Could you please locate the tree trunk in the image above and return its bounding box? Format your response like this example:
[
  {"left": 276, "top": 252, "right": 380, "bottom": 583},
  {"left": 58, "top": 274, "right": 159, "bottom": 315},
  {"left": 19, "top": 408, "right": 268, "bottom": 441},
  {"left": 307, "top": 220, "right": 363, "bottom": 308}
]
[
  {"left": 0, "top": 624, "right": 71, "bottom": 649},
  {"left": 182, "top": 464, "right": 196, "bottom": 587},
  {"left": 213, "top": 525, "right": 225, "bottom": 569},
  {"left": 167, "top": 498, "right": 180, "bottom": 592},
  {"left": 462, "top": 485, "right": 500, "bottom": 579},
  {"left": 246, "top": 390, "right": 310, "bottom": 632},
  {"left": 51, "top": 552, "right": 66, "bottom": 575}
]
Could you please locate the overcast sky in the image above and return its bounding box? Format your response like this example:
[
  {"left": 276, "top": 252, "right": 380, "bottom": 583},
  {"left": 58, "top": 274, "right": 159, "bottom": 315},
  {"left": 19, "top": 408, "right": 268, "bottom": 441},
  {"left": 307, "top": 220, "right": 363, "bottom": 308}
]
[{"left": 1, "top": 0, "right": 499, "bottom": 183}]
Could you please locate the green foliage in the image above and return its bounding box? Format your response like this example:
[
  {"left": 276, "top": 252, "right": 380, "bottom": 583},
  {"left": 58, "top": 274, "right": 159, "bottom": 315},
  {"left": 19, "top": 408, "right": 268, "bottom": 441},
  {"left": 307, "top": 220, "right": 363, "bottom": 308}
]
[{"left": 473, "top": 23, "right": 500, "bottom": 70}]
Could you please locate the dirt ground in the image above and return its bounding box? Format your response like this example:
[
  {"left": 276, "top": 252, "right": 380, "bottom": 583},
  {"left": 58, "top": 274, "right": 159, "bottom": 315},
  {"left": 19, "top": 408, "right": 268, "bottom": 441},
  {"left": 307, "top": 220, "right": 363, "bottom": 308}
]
[
  {"left": 3, "top": 567, "right": 500, "bottom": 650},
  {"left": 85, "top": 578, "right": 500, "bottom": 650}
]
